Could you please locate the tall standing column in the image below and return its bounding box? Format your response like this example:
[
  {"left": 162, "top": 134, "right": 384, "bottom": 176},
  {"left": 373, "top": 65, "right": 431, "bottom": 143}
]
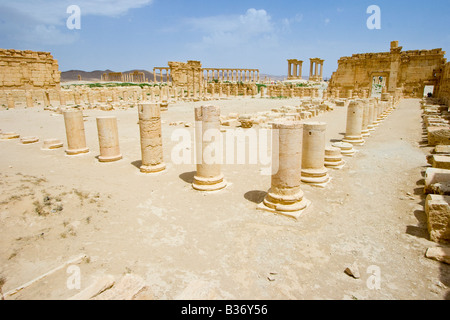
[
  {"left": 96, "top": 116, "right": 122, "bottom": 162},
  {"left": 342, "top": 101, "right": 365, "bottom": 146},
  {"left": 301, "top": 122, "right": 330, "bottom": 186},
  {"left": 63, "top": 110, "right": 89, "bottom": 155},
  {"left": 192, "top": 105, "right": 227, "bottom": 191},
  {"left": 258, "top": 121, "right": 311, "bottom": 219},
  {"left": 138, "top": 103, "right": 166, "bottom": 173}
]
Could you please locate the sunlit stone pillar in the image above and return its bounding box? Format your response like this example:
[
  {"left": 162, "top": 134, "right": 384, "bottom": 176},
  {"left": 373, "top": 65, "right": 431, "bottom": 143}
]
[
  {"left": 63, "top": 109, "right": 89, "bottom": 155},
  {"left": 96, "top": 116, "right": 122, "bottom": 162},
  {"left": 367, "top": 102, "right": 376, "bottom": 132},
  {"left": 301, "top": 122, "right": 330, "bottom": 186},
  {"left": 258, "top": 121, "right": 311, "bottom": 219},
  {"left": 192, "top": 105, "right": 227, "bottom": 191},
  {"left": 342, "top": 100, "right": 365, "bottom": 146},
  {"left": 138, "top": 103, "right": 166, "bottom": 173},
  {"left": 361, "top": 101, "right": 371, "bottom": 137}
]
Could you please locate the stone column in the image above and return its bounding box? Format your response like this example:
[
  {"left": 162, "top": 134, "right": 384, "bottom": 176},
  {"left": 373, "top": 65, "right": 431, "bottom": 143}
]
[
  {"left": 192, "top": 105, "right": 227, "bottom": 191},
  {"left": 138, "top": 103, "right": 166, "bottom": 173},
  {"left": 63, "top": 110, "right": 89, "bottom": 155},
  {"left": 361, "top": 101, "right": 371, "bottom": 137},
  {"left": 301, "top": 122, "right": 330, "bottom": 186},
  {"left": 258, "top": 121, "right": 310, "bottom": 219},
  {"left": 288, "top": 61, "right": 292, "bottom": 78},
  {"left": 342, "top": 100, "right": 365, "bottom": 145},
  {"left": 367, "top": 102, "right": 376, "bottom": 132},
  {"left": 96, "top": 116, "right": 122, "bottom": 162}
]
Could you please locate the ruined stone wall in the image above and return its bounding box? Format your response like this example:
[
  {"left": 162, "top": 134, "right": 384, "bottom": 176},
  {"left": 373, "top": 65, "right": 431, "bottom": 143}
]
[
  {"left": 168, "top": 60, "right": 202, "bottom": 90},
  {"left": 328, "top": 42, "right": 446, "bottom": 99},
  {"left": 437, "top": 62, "right": 450, "bottom": 106},
  {"left": 0, "top": 49, "right": 60, "bottom": 91}
]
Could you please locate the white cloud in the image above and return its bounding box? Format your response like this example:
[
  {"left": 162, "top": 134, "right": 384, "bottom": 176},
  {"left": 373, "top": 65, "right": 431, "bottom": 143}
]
[
  {"left": 185, "top": 8, "right": 277, "bottom": 49},
  {"left": 281, "top": 13, "right": 303, "bottom": 32},
  {"left": 0, "top": 0, "right": 153, "bottom": 45}
]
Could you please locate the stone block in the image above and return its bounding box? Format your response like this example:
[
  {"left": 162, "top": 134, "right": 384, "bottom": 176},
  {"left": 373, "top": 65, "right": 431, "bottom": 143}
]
[{"left": 425, "top": 194, "right": 450, "bottom": 244}]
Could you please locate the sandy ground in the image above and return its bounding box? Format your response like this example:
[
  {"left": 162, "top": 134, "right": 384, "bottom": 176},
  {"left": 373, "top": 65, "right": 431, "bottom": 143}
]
[{"left": 0, "top": 96, "right": 449, "bottom": 300}]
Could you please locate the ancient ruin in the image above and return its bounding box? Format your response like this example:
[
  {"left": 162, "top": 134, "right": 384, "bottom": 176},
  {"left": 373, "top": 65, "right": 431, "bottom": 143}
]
[
  {"left": 1, "top": 35, "right": 449, "bottom": 301},
  {"left": 328, "top": 41, "right": 447, "bottom": 99}
]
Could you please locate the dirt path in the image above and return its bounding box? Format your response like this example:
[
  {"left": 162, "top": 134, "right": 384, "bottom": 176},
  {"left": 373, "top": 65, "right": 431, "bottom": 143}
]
[{"left": 0, "top": 97, "right": 448, "bottom": 300}]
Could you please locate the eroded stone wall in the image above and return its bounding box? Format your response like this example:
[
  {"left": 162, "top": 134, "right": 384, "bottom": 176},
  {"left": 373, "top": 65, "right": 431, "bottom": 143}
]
[
  {"left": 437, "top": 62, "right": 450, "bottom": 106},
  {"left": 0, "top": 49, "right": 60, "bottom": 91},
  {"left": 328, "top": 41, "right": 446, "bottom": 99}
]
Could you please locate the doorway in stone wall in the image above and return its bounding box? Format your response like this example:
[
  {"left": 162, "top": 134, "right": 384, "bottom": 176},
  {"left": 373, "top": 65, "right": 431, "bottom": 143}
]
[
  {"left": 423, "top": 85, "right": 434, "bottom": 97},
  {"left": 371, "top": 75, "right": 386, "bottom": 97}
]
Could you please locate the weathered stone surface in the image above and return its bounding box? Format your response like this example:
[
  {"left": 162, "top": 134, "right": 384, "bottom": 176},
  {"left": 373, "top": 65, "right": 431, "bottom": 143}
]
[
  {"left": 432, "top": 155, "right": 450, "bottom": 169},
  {"left": 428, "top": 127, "right": 450, "bottom": 146},
  {"left": 0, "top": 49, "right": 60, "bottom": 91},
  {"left": 425, "top": 247, "right": 450, "bottom": 264},
  {"left": 425, "top": 194, "right": 450, "bottom": 244}
]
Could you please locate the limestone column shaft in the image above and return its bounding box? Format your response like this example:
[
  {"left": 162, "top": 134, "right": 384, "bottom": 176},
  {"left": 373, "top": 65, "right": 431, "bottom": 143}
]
[
  {"left": 343, "top": 101, "right": 365, "bottom": 146},
  {"left": 96, "top": 116, "right": 122, "bottom": 162},
  {"left": 63, "top": 110, "right": 89, "bottom": 155},
  {"left": 192, "top": 105, "right": 227, "bottom": 191},
  {"left": 260, "top": 121, "right": 310, "bottom": 218},
  {"left": 301, "top": 122, "right": 330, "bottom": 185},
  {"left": 361, "top": 102, "right": 371, "bottom": 137},
  {"left": 368, "top": 103, "right": 376, "bottom": 131},
  {"left": 138, "top": 103, "right": 166, "bottom": 173}
]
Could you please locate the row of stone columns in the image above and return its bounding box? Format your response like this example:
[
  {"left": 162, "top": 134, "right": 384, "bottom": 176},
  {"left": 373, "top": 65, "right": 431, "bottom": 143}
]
[
  {"left": 203, "top": 69, "right": 260, "bottom": 83},
  {"left": 62, "top": 105, "right": 165, "bottom": 172},
  {"left": 342, "top": 95, "right": 396, "bottom": 148}
]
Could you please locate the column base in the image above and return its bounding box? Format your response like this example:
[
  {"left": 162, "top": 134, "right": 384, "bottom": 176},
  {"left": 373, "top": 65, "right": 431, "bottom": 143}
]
[
  {"left": 361, "top": 129, "right": 370, "bottom": 137},
  {"left": 140, "top": 162, "right": 166, "bottom": 174},
  {"left": 325, "top": 159, "right": 346, "bottom": 170},
  {"left": 20, "top": 136, "right": 39, "bottom": 144},
  {"left": 66, "top": 147, "right": 90, "bottom": 155},
  {"left": 342, "top": 136, "right": 365, "bottom": 146},
  {"left": 301, "top": 168, "right": 331, "bottom": 187},
  {"left": 1, "top": 132, "right": 20, "bottom": 140},
  {"left": 98, "top": 153, "right": 122, "bottom": 162},
  {"left": 42, "top": 139, "right": 64, "bottom": 150},
  {"left": 332, "top": 142, "right": 356, "bottom": 157},
  {"left": 192, "top": 174, "right": 227, "bottom": 192},
  {"left": 258, "top": 192, "right": 311, "bottom": 220}
]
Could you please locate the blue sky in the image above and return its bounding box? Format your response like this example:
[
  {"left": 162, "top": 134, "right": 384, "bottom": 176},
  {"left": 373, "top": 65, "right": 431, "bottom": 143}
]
[{"left": 0, "top": 0, "right": 449, "bottom": 78}]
